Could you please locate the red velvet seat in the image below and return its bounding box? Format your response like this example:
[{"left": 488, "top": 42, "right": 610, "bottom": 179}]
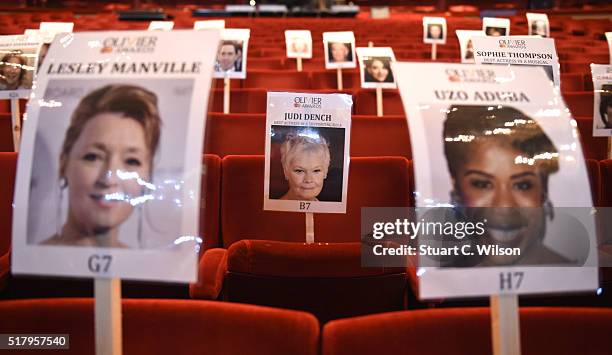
[
  {"left": 560, "top": 72, "right": 585, "bottom": 92},
  {"left": 602, "top": 160, "right": 612, "bottom": 207},
  {"left": 201, "top": 154, "right": 222, "bottom": 250},
  {"left": 208, "top": 88, "right": 267, "bottom": 114},
  {"left": 574, "top": 116, "right": 609, "bottom": 160},
  {"left": 310, "top": 70, "right": 361, "bottom": 90},
  {"left": 564, "top": 92, "right": 593, "bottom": 117},
  {"left": 586, "top": 159, "right": 601, "bottom": 206},
  {"left": 562, "top": 61, "right": 591, "bottom": 74},
  {"left": 350, "top": 115, "right": 411, "bottom": 159},
  {"left": 0, "top": 153, "right": 16, "bottom": 292},
  {"left": 244, "top": 70, "right": 311, "bottom": 90},
  {"left": 354, "top": 90, "right": 405, "bottom": 116},
  {"left": 204, "top": 113, "right": 266, "bottom": 157},
  {"left": 191, "top": 156, "right": 412, "bottom": 321},
  {"left": 0, "top": 298, "right": 319, "bottom": 355},
  {"left": 0, "top": 114, "right": 15, "bottom": 152},
  {"left": 322, "top": 307, "right": 612, "bottom": 355}
]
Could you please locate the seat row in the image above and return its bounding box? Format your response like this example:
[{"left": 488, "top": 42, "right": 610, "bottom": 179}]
[
  {"left": 1, "top": 298, "right": 611, "bottom": 355},
  {"left": 1, "top": 153, "right": 611, "bottom": 319}
]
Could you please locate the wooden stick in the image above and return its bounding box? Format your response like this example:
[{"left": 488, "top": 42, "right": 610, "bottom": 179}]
[
  {"left": 336, "top": 67, "right": 343, "bottom": 90},
  {"left": 297, "top": 57, "right": 303, "bottom": 72},
  {"left": 305, "top": 212, "right": 314, "bottom": 244},
  {"left": 223, "top": 75, "right": 230, "bottom": 114},
  {"left": 376, "top": 86, "right": 383, "bottom": 117},
  {"left": 95, "top": 278, "right": 123, "bottom": 355},
  {"left": 368, "top": 41, "right": 373, "bottom": 47},
  {"left": 431, "top": 43, "right": 437, "bottom": 60},
  {"left": 10, "top": 98, "right": 20, "bottom": 152},
  {"left": 490, "top": 294, "right": 521, "bottom": 355}
]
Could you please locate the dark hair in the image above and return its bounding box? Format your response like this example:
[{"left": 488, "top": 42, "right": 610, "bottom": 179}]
[
  {"left": 1, "top": 50, "right": 27, "bottom": 86},
  {"left": 219, "top": 40, "right": 241, "bottom": 54},
  {"left": 60, "top": 84, "right": 162, "bottom": 178},
  {"left": 599, "top": 84, "right": 612, "bottom": 128},
  {"left": 365, "top": 57, "right": 391, "bottom": 71},
  {"left": 443, "top": 105, "right": 559, "bottom": 193}
]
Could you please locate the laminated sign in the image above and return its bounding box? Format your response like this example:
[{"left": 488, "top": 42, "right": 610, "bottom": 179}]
[
  {"left": 472, "top": 36, "right": 561, "bottom": 87},
  {"left": 264, "top": 92, "right": 352, "bottom": 214},
  {"left": 393, "top": 62, "right": 598, "bottom": 299},
  {"left": 12, "top": 30, "right": 220, "bottom": 282}
]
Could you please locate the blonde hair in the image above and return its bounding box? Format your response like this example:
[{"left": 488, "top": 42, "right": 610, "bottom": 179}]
[{"left": 280, "top": 134, "right": 331, "bottom": 174}]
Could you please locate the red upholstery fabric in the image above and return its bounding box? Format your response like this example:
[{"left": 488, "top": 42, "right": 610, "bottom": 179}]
[
  {"left": 202, "top": 154, "right": 221, "bottom": 250},
  {"left": 586, "top": 159, "right": 601, "bottom": 206},
  {"left": 190, "top": 248, "right": 228, "bottom": 300},
  {"left": 564, "top": 92, "right": 593, "bottom": 118},
  {"left": 221, "top": 156, "right": 412, "bottom": 247},
  {"left": 0, "top": 298, "right": 319, "bottom": 355},
  {"left": 354, "top": 90, "right": 405, "bottom": 116},
  {"left": 575, "top": 116, "right": 609, "bottom": 160},
  {"left": 204, "top": 113, "right": 266, "bottom": 157},
  {"left": 351, "top": 115, "right": 411, "bottom": 159},
  {"left": 0, "top": 153, "right": 16, "bottom": 261},
  {"left": 208, "top": 88, "right": 267, "bottom": 114},
  {"left": 602, "top": 160, "right": 612, "bottom": 207},
  {"left": 310, "top": 70, "right": 361, "bottom": 90},
  {"left": 227, "top": 240, "right": 401, "bottom": 278},
  {"left": 244, "top": 70, "right": 311, "bottom": 90},
  {"left": 560, "top": 72, "right": 585, "bottom": 92},
  {"left": 0, "top": 114, "right": 14, "bottom": 152},
  {"left": 322, "top": 307, "right": 612, "bottom": 355}
]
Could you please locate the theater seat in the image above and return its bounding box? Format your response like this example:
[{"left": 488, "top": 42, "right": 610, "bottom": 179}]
[
  {"left": 350, "top": 115, "right": 411, "bottom": 159},
  {"left": 204, "top": 113, "right": 266, "bottom": 157},
  {"left": 0, "top": 114, "right": 15, "bottom": 152},
  {"left": 310, "top": 70, "right": 361, "bottom": 90},
  {"left": 201, "top": 154, "right": 222, "bottom": 250},
  {"left": 208, "top": 88, "right": 267, "bottom": 114},
  {"left": 574, "top": 116, "right": 608, "bottom": 160},
  {"left": 603, "top": 160, "right": 612, "bottom": 208},
  {"left": 191, "top": 156, "right": 413, "bottom": 321},
  {"left": 244, "top": 70, "right": 311, "bottom": 90},
  {"left": 354, "top": 90, "right": 405, "bottom": 116},
  {"left": 0, "top": 153, "right": 16, "bottom": 292},
  {"left": 564, "top": 92, "right": 593, "bottom": 118},
  {"left": 561, "top": 73, "right": 585, "bottom": 92},
  {"left": 0, "top": 298, "right": 319, "bottom": 355},
  {"left": 322, "top": 307, "right": 612, "bottom": 355}
]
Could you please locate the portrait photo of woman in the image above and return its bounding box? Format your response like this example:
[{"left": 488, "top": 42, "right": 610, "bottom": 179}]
[
  {"left": 441, "top": 105, "right": 578, "bottom": 266},
  {"left": 530, "top": 19, "right": 549, "bottom": 37},
  {"left": 485, "top": 26, "right": 507, "bottom": 36},
  {"left": 269, "top": 126, "right": 344, "bottom": 203},
  {"left": 0, "top": 50, "right": 31, "bottom": 91},
  {"left": 363, "top": 57, "right": 394, "bottom": 83},
  {"left": 464, "top": 39, "right": 475, "bottom": 60},
  {"left": 40, "top": 84, "right": 161, "bottom": 248},
  {"left": 597, "top": 84, "right": 612, "bottom": 129},
  {"left": 426, "top": 23, "right": 444, "bottom": 40}
]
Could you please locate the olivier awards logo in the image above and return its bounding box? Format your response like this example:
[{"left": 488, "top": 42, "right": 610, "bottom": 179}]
[
  {"left": 498, "top": 39, "right": 527, "bottom": 50},
  {"left": 101, "top": 36, "right": 158, "bottom": 54},
  {"left": 445, "top": 68, "right": 497, "bottom": 83},
  {"left": 293, "top": 96, "right": 322, "bottom": 109}
]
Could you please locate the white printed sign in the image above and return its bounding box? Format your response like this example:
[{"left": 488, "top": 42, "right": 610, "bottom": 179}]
[
  {"left": 285, "top": 30, "right": 312, "bottom": 59},
  {"left": 323, "top": 31, "right": 356, "bottom": 70},
  {"left": 213, "top": 28, "right": 250, "bottom": 79},
  {"left": 456, "top": 30, "right": 485, "bottom": 64},
  {"left": 423, "top": 17, "right": 447, "bottom": 45},
  {"left": 264, "top": 92, "right": 352, "bottom": 214},
  {"left": 472, "top": 36, "right": 560, "bottom": 87},
  {"left": 526, "top": 13, "right": 550, "bottom": 37},
  {"left": 393, "top": 62, "right": 598, "bottom": 298},
  {"left": 12, "top": 30, "right": 220, "bottom": 282},
  {"left": 0, "top": 34, "right": 41, "bottom": 99},
  {"left": 356, "top": 47, "right": 397, "bottom": 89},
  {"left": 591, "top": 64, "right": 612, "bottom": 136},
  {"left": 482, "top": 17, "right": 510, "bottom": 37},
  {"left": 194, "top": 20, "right": 225, "bottom": 30},
  {"left": 39, "top": 22, "right": 74, "bottom": 34},
  {"left": 148, "top": 21, "right": 174, "bottom": 31}
]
